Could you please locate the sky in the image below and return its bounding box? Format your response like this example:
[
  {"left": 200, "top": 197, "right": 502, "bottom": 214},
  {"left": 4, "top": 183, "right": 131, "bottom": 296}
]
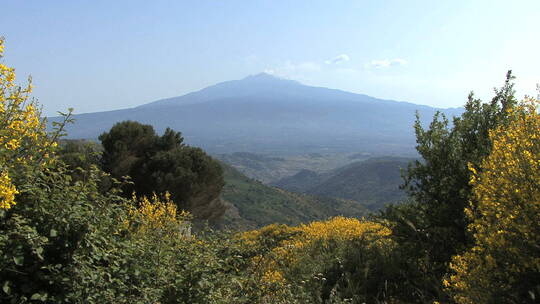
[{"left": 1, "top": 0, "right": 539, "bottom": 116}]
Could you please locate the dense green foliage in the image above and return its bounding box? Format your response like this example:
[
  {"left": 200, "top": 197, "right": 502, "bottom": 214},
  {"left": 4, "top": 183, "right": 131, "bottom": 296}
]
[
  {"left": 379, "top": 71, "right": 523, "bottom": 302},
  {"left": 445, "top": 100, "right": 540, "bottom": 303},
  {"left": 2, "top": 39, "right": 538, "bottom": 304},
  {"left": 403, "top": 71, "right": 517, "bottom": 254},
  {"left": 0, "top": 164, "right": 277, "bottom": 303},
  {"left": 99, "top": 121, "right": 225, "bottom": 220},
  {"left": 56, "top": 139, "right": 107, "bottom": 186}
]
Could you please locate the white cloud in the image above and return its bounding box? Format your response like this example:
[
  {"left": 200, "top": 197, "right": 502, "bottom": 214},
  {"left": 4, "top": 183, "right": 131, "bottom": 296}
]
[
  {"left": 265, "top": 61, "right": 321, "bottom": 78},
  {"left": 366, "top": 58, "right": 408, "bottom": 69},
  {"left": 267, "top": 55, "right": 352, "bottom": 78},
  {"left": 325, "top": 54, "right": 350, "bottom": 65}
]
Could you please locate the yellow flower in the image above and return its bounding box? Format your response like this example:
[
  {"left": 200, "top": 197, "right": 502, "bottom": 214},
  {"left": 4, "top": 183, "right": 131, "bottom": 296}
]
[
  {"left": 0, "top": 171, "right": 18, "bottom": 209},
  {"left": 126, "top": 192, "right": 191, "bottom": 237},
  {"left": 240, "top": 217, "right": 392, "bottom": 285},
  {"left": 0, "top": 39, "right": 55, "bottom": 209},
  {"left": 447, "top": 98, "right": 540, "bottom": 303}
]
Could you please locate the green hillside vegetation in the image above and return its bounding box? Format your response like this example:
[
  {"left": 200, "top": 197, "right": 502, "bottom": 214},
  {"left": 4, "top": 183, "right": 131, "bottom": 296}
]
[
  {"left": 1, "top": 41, "right": 538, "bottom": 304},
  {"left": 308, "top": 157, "right": 410, "bottom": 210},
  {"left": 57, "top": 138, "right": 375, "bottom": 230},
  {"left": 55, "top": 139, "right": 369, "bottom": 230},
  {"left": 271, "top": 168, "right": 328, "bottom": 193},
  {"left": 218, "top": 163, "right": 368, "bottom": 230},
  {"left": 273, "top": 157, "right": 411, "bottom": 210}
]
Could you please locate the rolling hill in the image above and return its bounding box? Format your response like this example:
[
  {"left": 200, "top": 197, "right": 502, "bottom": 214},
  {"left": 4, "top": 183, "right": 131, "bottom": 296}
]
[
  {"left": 217, "top": 163, "right": 368, "bottom": 230},
  {"left": 51, "top": 73, "right": 462, "bottom": 155},
  {"left": 272, "top": 157, "right": 412, "bottom": 211}
]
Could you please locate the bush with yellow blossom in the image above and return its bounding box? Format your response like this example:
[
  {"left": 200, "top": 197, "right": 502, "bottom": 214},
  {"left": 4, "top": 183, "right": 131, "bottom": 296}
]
[
  {"left": 0, "top": 37, "right": 56, "bottom": 209},
  {"left": 126, "top": 192, "right": 191, "bottom": 236},
  {"left": 446, "top": 98, "right": 540, "bottom": 304},
  {"left": 239, "top": 217, "right": 397, "bottom": 303},
  {"left": 0, "top": 39, "right": 235, "bottom": 304}
]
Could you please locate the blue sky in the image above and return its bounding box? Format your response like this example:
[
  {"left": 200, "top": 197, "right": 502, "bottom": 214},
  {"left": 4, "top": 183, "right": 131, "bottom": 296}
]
[{"left": 2, "top": 0, "right": 538, "bottom": 115}]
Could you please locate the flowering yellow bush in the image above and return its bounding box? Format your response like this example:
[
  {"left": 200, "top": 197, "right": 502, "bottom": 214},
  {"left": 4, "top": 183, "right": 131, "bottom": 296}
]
[
  {"left": 0, "top": 38, "right": 52, "bottom": 209},
  {"left": 296, "top": 216, "right": 391, "bottom": 244},
  {"left": 126, "top": 192, "right": 191, "bottom": 236},
  {"left": 241, "top": 217, "right": 392, "bottom": 284},
  {"left": 239, "top": 223, "right": 296, "bottom": 247},
  {"left": 0, "top": 171, "right": 18, "bottom": 209},
  {"left": 446, "top": 98, "right": 540, "bottom": 304}
]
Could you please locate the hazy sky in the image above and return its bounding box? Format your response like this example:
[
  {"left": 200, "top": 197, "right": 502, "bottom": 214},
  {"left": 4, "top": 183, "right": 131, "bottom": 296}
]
[{"left": 2, "top": 0, "right": 539, "bottom": 116}]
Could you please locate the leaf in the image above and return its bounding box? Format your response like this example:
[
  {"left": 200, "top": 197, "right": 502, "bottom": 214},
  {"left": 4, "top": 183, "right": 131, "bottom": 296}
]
[
  {"left": 31, "top": 293, "right": 48, "bottom": 301},
  {"left": 2, "top": 281, "right": 10, "bottom": 295},
  {"left": 13, "top": 256, "right": 23, "bottom": 266},
  {"left": 36, "top": 247, "right": 44, "bottom": 259},
  {"left": 50, "top": 229, "right": 58, "bottom": 237}
]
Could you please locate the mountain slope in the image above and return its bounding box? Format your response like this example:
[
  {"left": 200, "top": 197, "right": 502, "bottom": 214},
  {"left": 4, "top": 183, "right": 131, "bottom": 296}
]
[
  {"left": 218, "top": 163, "right": 368, "bottom": 230},
  {"left": 52, "top": 73, "right": 462, "bottom": 155},
  {"left": 272, "top": 157, "right": 412, "bottom": 211}
]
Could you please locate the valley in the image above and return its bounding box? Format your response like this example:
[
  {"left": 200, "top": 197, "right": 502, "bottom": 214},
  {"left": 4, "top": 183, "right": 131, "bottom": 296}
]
[
  {"left": 215, "top": 152, "right": 412, "bottom": 228},
  {"left": 217, "top": 162, "right": 368, "bottom": 230}
]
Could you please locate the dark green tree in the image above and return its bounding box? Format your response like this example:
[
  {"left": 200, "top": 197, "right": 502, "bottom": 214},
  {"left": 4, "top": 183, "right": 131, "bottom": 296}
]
[
  {"left": 99, "top": 120, "right": 159, "bottom": 179},
  {"left": 379, "top": 71, "right": 519, "bottom": 301},
  {"left": 99, "top": 121, "right": 225, "bottom": 220}
]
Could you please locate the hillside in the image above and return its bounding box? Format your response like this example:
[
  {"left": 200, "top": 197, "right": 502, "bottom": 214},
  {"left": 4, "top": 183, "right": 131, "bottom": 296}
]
[
  {"left": 50, "top": 73, "right": 462, "bottom": 155},
  {"left": 217, "top": 163, "right": 368, "bottom": 230},
  {"left": 272, "top": 157, "right": 412, "bottom": 211},
  {"left": 215, "top": 152, "right": 370, "bottom": 183}
]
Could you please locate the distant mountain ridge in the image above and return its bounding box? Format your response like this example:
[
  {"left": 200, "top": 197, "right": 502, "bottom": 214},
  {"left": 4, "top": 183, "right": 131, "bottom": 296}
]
[
  {"left": 272, "top": 157, "right": 412, "bottom": 210},
  {"left": 51, "top": 73, "right": 463, "bottom": 155}
]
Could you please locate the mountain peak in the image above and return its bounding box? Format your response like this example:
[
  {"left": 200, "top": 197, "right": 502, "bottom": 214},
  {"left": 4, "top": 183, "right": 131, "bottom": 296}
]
[
  {"left": 243, "top": 72, "right": 277, "bottom": 80},
  {"left": 241, "top": 72, "right": 300, "bottom": 85}
]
